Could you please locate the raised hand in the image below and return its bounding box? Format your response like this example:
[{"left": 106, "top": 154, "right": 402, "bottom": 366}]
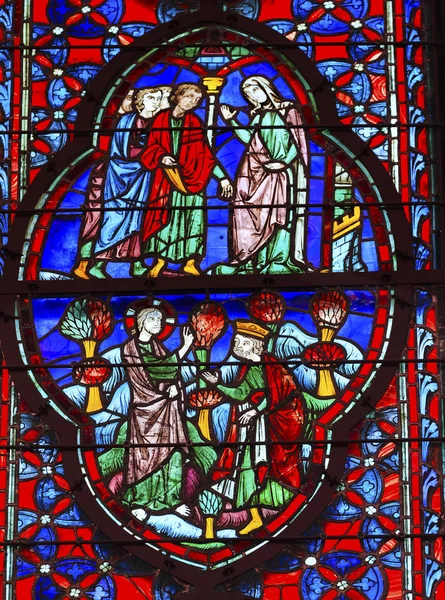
[
  {"left": 182, "top": 325, "right": 194, "bottom": 349},
  {"left": 220, "top": 178, "right": 234, "bottom": 199},
  {"left": 221, "top": 104, "right": 237, "bottom": 120}
]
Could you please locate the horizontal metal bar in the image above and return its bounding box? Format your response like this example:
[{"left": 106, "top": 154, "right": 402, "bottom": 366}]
[
  {"left": 0, "top": 358, "right": 441, "bottom": 371},
  {"left": 3, "top": 124, "right": 444, "bottom": 134},
  {"left": 0, "top": 270, "right": 440, "bottom": 295},
  {"left": 6, "top": 436, "right": 444, "bottom": 451},
  {"left": 0, "top": 203, "right": 441, "bottom": 217},
  {"left": 1, "top": 40, "right": 439, "bottom": 50},
  {"left": 4, "top": 534, "right": 444, "bottom": 547}
]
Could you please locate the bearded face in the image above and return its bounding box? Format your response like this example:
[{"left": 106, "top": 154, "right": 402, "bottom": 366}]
[{"left": 233, "top": 334, "right": 263, "bottom": 360}]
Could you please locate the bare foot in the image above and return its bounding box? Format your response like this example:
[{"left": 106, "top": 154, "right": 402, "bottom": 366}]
[
  {"left": 132, "top": 508, "right": 148, "bottom": 521},
  {"left": 175, "top": 504, "right": 191, "bottom": 518}
]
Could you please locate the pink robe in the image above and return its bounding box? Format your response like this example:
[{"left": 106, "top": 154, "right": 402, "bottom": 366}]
[
  {"left": 123, "top": 337, "right": 187, "bottom": 486},
  {"left": 230, "top": 107, "right": 308, "bottom": 263}
]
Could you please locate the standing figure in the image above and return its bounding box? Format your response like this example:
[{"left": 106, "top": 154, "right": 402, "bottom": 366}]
[
  {"left": 98, "top": 305, "right": 194, "bottom": 520},
  {"left": 217, "top": 76, "right": 309, "bottom": 275},
  {"left": 141, "top": 83, "right": 233, "bottom": 277},
  {"left": 202, "top": 320, "right": 305, "bottom": 535},
  {"left": 73, "top": 88, "right": 136, "bottom": 279},
  {"left": 75, "top": 87, "right": 168, "bottom": 279}
]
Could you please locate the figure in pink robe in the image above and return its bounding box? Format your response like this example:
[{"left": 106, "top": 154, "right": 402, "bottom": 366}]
[{"left": 217, "top": 76, "right": 309, "bottom": 275}]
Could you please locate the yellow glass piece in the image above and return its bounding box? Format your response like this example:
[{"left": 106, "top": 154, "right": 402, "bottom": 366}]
[
  {"left": 317, "top": 369, "right": 336, "bottom": 398},
  {"left": 198, "top": 408, "right": 211, "bottom": 440},
  {"left": 163, "top": 167, "right": 188, "bottom": 194},
  {"left": 320, "top": 327, "right": 335, "bottom": 342},
  {"left": 205, "top": 516, "right": 215, "bottom": 539},
  {"left": 333, "top": 205, "right": 361, "bottom": 240},
  {"left": 83, "top": 339, "right": 97, "bottom": 358},
  {"left": 239, "top": 508, "right": 263, "bottom": 535},
  {"left": 202, "top": 76, "right": 225, "bottom": 94},
  {"left": 86, "top": 386, "right": 103, "bottom": 413}
]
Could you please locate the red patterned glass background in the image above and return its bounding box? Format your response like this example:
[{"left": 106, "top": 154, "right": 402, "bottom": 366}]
[{"left": 0, "top": 1, "right": 443, "bottom": 599}]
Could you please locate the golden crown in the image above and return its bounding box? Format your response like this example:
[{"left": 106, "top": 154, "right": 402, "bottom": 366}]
[{"left": 235, "top": 320, "right": 269, "bottom": 339}]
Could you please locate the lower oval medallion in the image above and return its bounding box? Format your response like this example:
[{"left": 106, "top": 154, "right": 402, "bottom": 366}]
[{"left": 16, "top": 288, "right": 396, "bottom": 569}]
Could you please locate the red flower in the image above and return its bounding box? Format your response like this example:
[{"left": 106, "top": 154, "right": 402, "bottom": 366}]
[
  {"left": 73, "top": 358, "right": 111, "bottom": 386},
  {"left": 303, "top": 342, "right": 346, "bottom": 369},
  {"left": 248, "top": 291, "right": 284, "bottom": 324},
  {"left": 311, "top": 290, "right": 348, "bottom": 330},
  {"left": 88, "top": 300, "right": 112, "bottom": 340},
  {"left": 188, "top": 389, "right": 224, "bottom": 408},
  {"left": 190, "top": 302, "right": 227, "bottom": 349}
]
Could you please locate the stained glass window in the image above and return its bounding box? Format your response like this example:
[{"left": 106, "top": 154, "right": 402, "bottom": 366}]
[{"left": 0, "top": 1, "right": 444, "bottom": 599}]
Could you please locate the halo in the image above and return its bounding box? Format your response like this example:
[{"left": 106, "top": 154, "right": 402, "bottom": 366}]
[{"left": 124, "top": 298, "right": 177, "bottom": 341}]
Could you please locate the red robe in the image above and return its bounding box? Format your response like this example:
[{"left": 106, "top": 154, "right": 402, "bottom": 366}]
[
  {"left": 140, "top": 109, "right": 216, "bottom": 242},
  {"left": 212, "top": 354, "right": 304, "bottom": 491}
]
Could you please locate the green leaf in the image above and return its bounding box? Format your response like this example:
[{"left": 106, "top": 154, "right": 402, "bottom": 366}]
[
  {"left": 198, "top": 490, "right": 222, "bottom": 516},
  {"left": 60, "top": 299, "right": 93, "bottom": 340}
]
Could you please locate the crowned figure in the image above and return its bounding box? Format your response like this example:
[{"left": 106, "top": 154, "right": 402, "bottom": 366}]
[{"left": 202, "top": 320, "right": 305, "bottom": 535}]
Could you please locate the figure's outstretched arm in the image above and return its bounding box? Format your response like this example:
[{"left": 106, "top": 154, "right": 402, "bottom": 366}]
[{"left": 220, "top": 104, "right": 253, "bottom": 145}]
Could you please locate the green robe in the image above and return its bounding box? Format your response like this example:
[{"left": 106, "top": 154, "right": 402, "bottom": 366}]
[
  {"left": 98, "top": 341, "right": 185, "bottom": 512},
  {"left": 217, "top": 364, "right": 294, "bottom": 509},
  {"left": 216, "top": 107, "right": 307, "bottom": 275},
  {"left": 146, "top": 117, "right": 225, "bottom": 263}
]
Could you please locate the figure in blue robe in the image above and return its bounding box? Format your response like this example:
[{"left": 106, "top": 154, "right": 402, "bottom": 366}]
[
  {"left": 91, "top": 111, "right": 153, "bottom": 277},
  {"left": 74, "top": 87, "right": 165, "bottom": 279}
]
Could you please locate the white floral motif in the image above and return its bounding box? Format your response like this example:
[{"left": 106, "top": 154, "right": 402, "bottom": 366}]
[
  {"left": 69, "top": 589, "right": 81, "bottom": 598},
  {"left": 323, "top": 1, "right": 335, "bottom": 9},
  {"left": 354, "top": 63, "right": 364, "bottom": 72},
  {"left": 41, "top": 466, "right": 53, "bottom": 475},
  {"left": 53, "top": 69, "right": 64, "bottom": 76},
  {"left": 53, "top": 27, "right": 64, "bottom": 35},
  {"left": 99, "top": 561, "right": 112, "bottom": 573},
  {"left": 337, "top": 580, "right": 349, "bottom": 591},
  {"left": 81, "top": 6, "right": 91, "bottom": 13},
  {"left": 109, "top": 26, "right": 119, "bottom": 34},
  {"left": 365, "top": 555, "right": 377, "bottom": 564},
  {"left": 365, "top": 505, "right": 377, "bottom": 515},
  {"left": 40, "top": 514, "right": 51, "bottom": 524},
  {"left": 39, "top": 564, "right": 51, "bottom": 574},
  {"left": 364, "top": 457, "right": 375, "bottom": 467},
  {"left": 351, "top": 20, "right": 363, "bottom": 28},
  {"left": 296, "top": 23, "right": 307, "bottom": 31}
]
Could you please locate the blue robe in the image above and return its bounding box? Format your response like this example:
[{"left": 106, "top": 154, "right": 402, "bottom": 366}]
[{"left": 95, "top": 112, "right": 151, "bottom": 256}]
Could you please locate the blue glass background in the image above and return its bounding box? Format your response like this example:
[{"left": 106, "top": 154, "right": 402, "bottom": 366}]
[
  {"left": 32, "top": 290, "right": 375, "bottom": 388},
  {"left": 38, "top": 58, "right": 382, "bottom": 278}
]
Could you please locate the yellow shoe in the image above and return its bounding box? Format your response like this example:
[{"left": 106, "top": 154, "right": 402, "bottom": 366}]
[
  {"left": 148, "top": 258, "right": 166, "bottom": 278},
  {"left": 73, "top": 260, "right": 90, "bottom": 279},
  {"left": 183, "top": 259, "right": 201, "bottom": 276},
  {"left": 239, "top": 508, "right": 262, "bottom": 535}
]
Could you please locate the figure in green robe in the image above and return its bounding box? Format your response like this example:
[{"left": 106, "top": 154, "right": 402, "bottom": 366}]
[
  {"left": 141, "top": 83, "right": 233, "bottom": 277},
  {"left": 98, "top": 306, "right": 194, "bottom": 520},
  {"left": 202, "top": 320, "right": 305, "bottom": 535},
  {"left": 217, "top": 76, "right": 309, "bottom": 275}
]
